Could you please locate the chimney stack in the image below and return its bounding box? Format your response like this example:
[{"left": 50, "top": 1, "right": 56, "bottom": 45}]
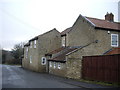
[{"left": 105, "top": 12, "right": 114, "bottom": 22}]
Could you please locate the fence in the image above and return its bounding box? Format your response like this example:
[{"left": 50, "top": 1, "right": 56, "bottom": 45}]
[{"left": 82, "top": 54, "right": 120, "bottom": 83}]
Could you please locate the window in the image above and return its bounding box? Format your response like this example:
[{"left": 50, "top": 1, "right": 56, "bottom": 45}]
[
  {"left": 26, "top": 47, "right": 28, "bottom": 58},
  {"left": 30, "top": 56, "right": 32, "bottom": 63},
  {"left": 54, "top": 62, "right": 56, "bottom": 69},
  {"left": 62, "top": 36, "right": 66, "bottom": 47},
  {"left": 30, "top": 42, "right": 32, "bottom": 48},
  {"left": 41, "top": 57, "right": 46, "bottom": 65},
  {"left": 49, "top": 62, "right": 52, "bottom": 67},
  {"left": 34, "top": 40, "right": 36, "bottom": 48},
  {"left": 111, "top": 34, "right": 118, "bottom": 47},
  {"left": 58, "top": 63, "right": 61, "bottom": 69}
]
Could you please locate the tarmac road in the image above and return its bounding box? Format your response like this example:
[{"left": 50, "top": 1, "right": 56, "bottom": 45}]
[
  {"left": 2, "top": 64, "right": 116, "bottom": 89},
  {"left": 2, "top": 65, "right": 82, "bottom": 88}
]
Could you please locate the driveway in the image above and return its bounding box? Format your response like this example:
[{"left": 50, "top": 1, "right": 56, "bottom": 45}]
[{"left": 2, "top": 65, "right": 116, "bottom": 89}]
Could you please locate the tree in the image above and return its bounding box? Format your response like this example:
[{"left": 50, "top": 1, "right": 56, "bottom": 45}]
[{"left": 11, "top": 43, "right": 24, "bottom": 64}]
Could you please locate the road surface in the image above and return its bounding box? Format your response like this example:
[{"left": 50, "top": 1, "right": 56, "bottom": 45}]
[
  {"left": 2, "top": 65, "right": 116, "bottom": 89},
  {"left": 2, "top": 65, "right": 82, "bottom": 88}
]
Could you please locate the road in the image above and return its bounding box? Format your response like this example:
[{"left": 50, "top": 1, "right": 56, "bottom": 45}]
[
  {"left": 2, "top": 65, "right": 83, "bottom": 88},
  {"left": 2, "top": 65, "right": 116, "bottom": 89}
]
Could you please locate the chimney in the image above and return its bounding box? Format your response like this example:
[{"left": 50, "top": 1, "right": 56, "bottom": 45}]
[{"left": 105, "top": 12, "right": 114, "bottom": 22}]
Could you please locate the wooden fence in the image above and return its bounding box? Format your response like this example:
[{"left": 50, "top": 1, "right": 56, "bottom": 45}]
[{"left": 82, "top": 54, "right": 120, "bottom": 83}]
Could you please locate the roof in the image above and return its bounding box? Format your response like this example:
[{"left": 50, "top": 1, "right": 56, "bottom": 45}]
[
  {"left": 106, "top": 48, "right": 120, "bottom": 55},
  {"left": 61, "top": 27, "right": 72, "bottom": 36},
  {"left": 29, "top": 36, "right": 38, "bottom": 42},
  {"left": 24, "top": 42, "right": 30, "bottom": 47},
  {"left": 48, "top": 46, "right": 78, "bottom": 62},
  {"left": 46, "top": 47, "right": 66, "bottom": 55},
  {"left": 86, "top": 17, "right": 120, "bottom": 31}
]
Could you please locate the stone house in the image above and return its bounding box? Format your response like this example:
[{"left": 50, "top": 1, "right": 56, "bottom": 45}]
[
  {"left": 46, "top": 13, "right": 120, "bottom": 79},
  {"left": 22, "top": 28, "right": 61, "bottom": 72}
]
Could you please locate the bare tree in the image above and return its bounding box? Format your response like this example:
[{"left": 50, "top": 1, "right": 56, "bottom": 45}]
[{"left": 11, "top": 42, "right": 24, "bottom": 64}]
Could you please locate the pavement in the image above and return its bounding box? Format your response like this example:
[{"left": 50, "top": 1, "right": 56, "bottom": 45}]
[{"left": 2, "top": 64, "right": 119, "bottom": 89}]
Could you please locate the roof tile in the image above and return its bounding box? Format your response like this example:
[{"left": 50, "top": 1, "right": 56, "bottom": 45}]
[{"left": 87, "top": 17, "right": 120, "bottom": 31}]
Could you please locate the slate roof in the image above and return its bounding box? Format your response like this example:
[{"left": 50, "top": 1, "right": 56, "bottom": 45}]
[
  {"left": 106, "top": 48, "right": 120, "bottom": 55},
  {"left": 48, "top": 46, "right": 78, "bottom": 62},
  {"left": 46, "top": 47, "right": 66, "bottom": 55},
  {"left": 86, "top": 17, "right": 120, "bottom": 31},
  {"left": 24, "top": 42, "right": 30, "bottom": 47}
]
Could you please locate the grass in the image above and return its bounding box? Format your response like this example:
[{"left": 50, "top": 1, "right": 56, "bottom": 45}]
[{"left": 77, "top": 79, "right": 120, "bottom": 87}]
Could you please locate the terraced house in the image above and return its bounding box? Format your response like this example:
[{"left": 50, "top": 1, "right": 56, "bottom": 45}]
[
  {"left": 22, "top": 28, "right": 61, "bottom": 72},
  {"left": 46, "top": 13, "right": 120, "bottom": 79}
]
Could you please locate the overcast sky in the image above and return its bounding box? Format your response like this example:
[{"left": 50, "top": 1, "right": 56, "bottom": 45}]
[{"left": 0, "top": 0, "right": 119, "bottom": 51}]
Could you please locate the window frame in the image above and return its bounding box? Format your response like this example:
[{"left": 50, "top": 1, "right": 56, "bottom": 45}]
[
  {"left": 30, "top": 42, "right": 32, "bottom": 48},
  {"left": 41, "top": 57, "right": 46, "bottom": 65},
  {"left": 34, "top": 40, "right": 37, "bottom": 48},
  {"left": 54, "top": 62, "right": 56, "bottom": 69},
  {"left": 111, "top": 34, "right": 119, "bottom": 47},
  {"left": 62, "top": 36, "right": 66, "bottom": 47},
  {"left": 30, "top": 56, "right": 32, "bottom": 63},
  {"left": 49, "top": 62, "right": 52, "bottom": 67},
  {"left": 58, "top": 63, "right": 61, "bottom": 69},
  {"left": 26, "top": 47, "right": 28, "bottom": 58}
]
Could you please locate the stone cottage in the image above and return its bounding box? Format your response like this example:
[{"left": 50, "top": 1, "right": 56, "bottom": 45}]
[
  {"left": 46, "top": 13, "right": 120, "bottom": 79},
  {"left": 22, "top": 28, "right": 61, "bottom": 72}
]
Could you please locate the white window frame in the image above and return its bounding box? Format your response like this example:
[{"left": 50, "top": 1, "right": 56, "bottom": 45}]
[
  {"left": 30, "top": 56, "right": 32, "bottom": 63},
  {"left": 34, "top": 40, "right": 36, "bottom": 48},
  {"left": 30, "top": 42, "right": 32, "bottom": 48},
  {"left": 54, "top": 62, "right": 56, "bottom": 69},
  {"left": 26, "top": 47, "right": 28, "bottom": 58},
  {"left": 58, "top": 63, "right": 61, "bottom": 69},
  {"left": 111, "top": 34, "right": 119, "bottom": 47},
  {"left": 49, "top": 62, "right": 52, "bottom": 67},
  {"left": 62, "top": 36, "right": 65, "bottom": 47},
  {"left": 41, "top": 57, "right": 46, "bottom": 65}
]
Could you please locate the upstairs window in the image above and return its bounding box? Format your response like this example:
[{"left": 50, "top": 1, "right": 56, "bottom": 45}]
[
  {"left": 41, "top": 57, "right": 46, "bottom": 65},
  {"left": 34, "top": 40, "right": 36, "bottom": 48},
  {"left": 30, "top": 42, "right": 32, "bottom": 48},
  {"left": 26, "top": 47, "right": 28, "bottom": 58},
  {"left": 62, "top": 36, "right": 66, "bottom": 47},
  {"left": 111, "top": 34, "right": 118, "bottom": 47}
]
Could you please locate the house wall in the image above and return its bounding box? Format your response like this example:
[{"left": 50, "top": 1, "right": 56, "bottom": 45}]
[
  {"left": 93, "top": 30, "right": 120, "bottom": 54},
  {"left": 28, "top": 40, "right": 39, "bottom": 72},
  {"left": 67, "top": 16, "right": 95, "bottom": 47},
  {"left": 48, "top": 61, "right": 67, "bottom": 77},
  {"left": 22, "top": 46, "right": 30, "bottom": 70},
  {"left": 37, "top": 30, "right": 61, "bottom": 72},
  {"left": 66, "top": 43, "right": 96, "bottom": 79},
  {"left": 68, "top": 15, "right": 120, "bottom": 55},
  {"left": 65, "top": 15, "right": 120, "bottom": 79}
]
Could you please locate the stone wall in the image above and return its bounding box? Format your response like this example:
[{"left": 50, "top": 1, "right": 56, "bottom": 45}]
[
  {"left": 48, "top": 61, "right": 67, "bottom": 77},
  {"left": 66, "top": 58, "right": 82, "bottom": 79},
  {"left": 37, "top": 29, "right": 61, "bottom": 72},
  {"left": 28, "top": 40, "right": 39, "bottom": 72}
]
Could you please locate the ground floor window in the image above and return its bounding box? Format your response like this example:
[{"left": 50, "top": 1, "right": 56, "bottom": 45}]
[
  {"left": 49, "top": 62, "right": 52, "bottom": 67},
  {"left": 30, "top": 56, "right": 32, "bottom": 63},
  {"left": 41, "top": 57, "right": 46, "bottom": 65},
  {"left": 58, "top": 63, "right": 61, "bottom": 69},
  {"left": 54, "top": 62, "right": 56, "bottom": 69}
]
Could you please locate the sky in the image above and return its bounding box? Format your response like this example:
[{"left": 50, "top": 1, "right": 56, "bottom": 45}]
[{"left": 0, "top": 0, "right": 120, "bottom": 51}]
